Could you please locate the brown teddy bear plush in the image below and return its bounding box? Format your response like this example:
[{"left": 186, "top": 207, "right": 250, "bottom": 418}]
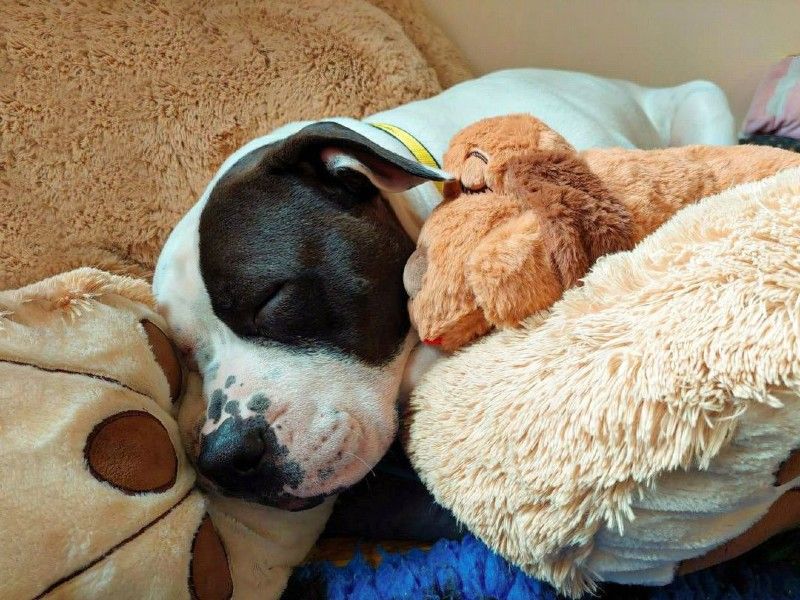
[
  {"left": 0, "top": 268, "right": 330, "bottom": 599},
  {"left": 404, "top": 114, "right": 800, "bottom": 351}
]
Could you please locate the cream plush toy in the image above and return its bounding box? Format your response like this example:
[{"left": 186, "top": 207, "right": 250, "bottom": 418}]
[
  {"left": 0, "top": 268, "right": 330, "bottom": 599},
  {"left": 405, "top": 168, "right": 800, "bottom": 597}
]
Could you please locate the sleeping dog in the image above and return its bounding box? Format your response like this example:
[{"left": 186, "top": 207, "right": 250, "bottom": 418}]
[{"left": 153, "top": 69, "right": 735, "bottom": 512}]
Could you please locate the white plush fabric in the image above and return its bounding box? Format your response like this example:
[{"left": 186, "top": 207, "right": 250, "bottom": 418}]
[{"left": 587, "top": 395, "right": 800, "bottom": 584}]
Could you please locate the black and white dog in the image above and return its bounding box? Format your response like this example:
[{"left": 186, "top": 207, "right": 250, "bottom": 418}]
[{"left": 154, "top": 69, "right": 735, "bottom": 515}]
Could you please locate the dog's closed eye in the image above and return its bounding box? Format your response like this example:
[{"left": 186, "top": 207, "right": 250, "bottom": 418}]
[
  {"left": 461, "top": 183, "right": 491, "bottom": 194},
  {"left": 254, "top": 282, "right": 288, "bottom": 329},
  {"left": 459, "top": 149, "right": 492, "bottom": 194}
]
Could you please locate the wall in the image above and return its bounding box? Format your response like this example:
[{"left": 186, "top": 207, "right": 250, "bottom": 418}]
[{"left": 421, "top": 0, "right": 799, "bottom": 126}]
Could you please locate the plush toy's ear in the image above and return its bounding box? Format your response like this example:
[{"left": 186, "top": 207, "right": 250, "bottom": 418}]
[
  {"left": 466, "top": 211, "right": 569, "bottom": 328},
  {"left": 539, "top": 208, "right": 593, "bottom": 290},
  {"left": 543, "top": 182, "right": 635, "bottom": 278},
  {"left": 497, "top": 153, "right": 636, "bottom": 281}
]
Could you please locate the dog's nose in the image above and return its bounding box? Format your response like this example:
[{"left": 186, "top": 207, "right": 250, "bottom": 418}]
[
  {"left": 197, "top": 417, "right": 268, "bottom": 487},
  {"left": 195, "top": 415, "right": 319, "bottom": 510}
]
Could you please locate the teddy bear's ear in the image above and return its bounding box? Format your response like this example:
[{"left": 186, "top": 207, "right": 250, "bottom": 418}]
[
  {"left": 466, "top": 211, "right": 569, "bottom": 328},
  {"left": 541, "top": 219, "right": 592, "bottom": 290},
  {"left": 495, "top": 153, "right": 636, "bottom": 285},
  {"left": 542, "top": 176, "right": 636, "bottom": 277},
  {"left": 533, "top": 185, "right": 600, "bottom": 289}
]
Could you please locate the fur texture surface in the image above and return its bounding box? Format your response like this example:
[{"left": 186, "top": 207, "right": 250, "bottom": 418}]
[
  {"left": 406, "top": 115, "right": 800, "bottom": 350},
  {"left": 0, "top": 269, "right": 331, "bottom": 599},
  {"left": 0, "top": 0, "right": 470, "bottom": 289},
  {"left": 406, "top": 168, "right": 800, "bottom": 596}
]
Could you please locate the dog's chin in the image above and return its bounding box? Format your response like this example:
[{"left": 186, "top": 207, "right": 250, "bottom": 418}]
[
  {"left": 269, "top": 494, "right": 327, "bottom": 512},
  {"left": 195, "top": 473, "right": 327, "bottom": 512},
  {"left": 244, "top": 492, "right": 327, "bottom": 512}
]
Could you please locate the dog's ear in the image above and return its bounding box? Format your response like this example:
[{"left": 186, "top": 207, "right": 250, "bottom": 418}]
[
  {"left": 265, "top": 121, "right": 452, "bottom": 193},
  {"left": 465, "top": 211, "right": 569, "bottom": 328},
  {"left": 319, "top": 146, "right": 447, "bottom": 194}
]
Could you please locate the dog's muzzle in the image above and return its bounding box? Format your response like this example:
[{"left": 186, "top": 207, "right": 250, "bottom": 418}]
[{"left": 196, "top": 414, "right": 325, "bottom": 511}]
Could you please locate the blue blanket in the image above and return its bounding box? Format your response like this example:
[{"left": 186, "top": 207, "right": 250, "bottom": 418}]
[{"left": 289, "top": 532, "right": 800, "bottom": 600}]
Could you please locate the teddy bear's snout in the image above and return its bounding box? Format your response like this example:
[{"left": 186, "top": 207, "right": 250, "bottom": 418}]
[{"left": 404, "top": 245, "right": 428, "bottom": 300}]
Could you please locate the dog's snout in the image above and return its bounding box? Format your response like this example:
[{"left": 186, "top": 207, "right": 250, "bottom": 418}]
[
  {"left": 197, "top": 417, "right": 270, "bottom": 486},
  {"left": 195, "top": 414, "right": 323, "bottom": 510}
]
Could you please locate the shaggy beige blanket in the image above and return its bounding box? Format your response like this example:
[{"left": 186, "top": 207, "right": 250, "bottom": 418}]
[
  {"left": 0, "top": 0, "right": 470, "bottom": 289},
  {"left": 406, "top": 167, "right": 800, "bottom": 597}
]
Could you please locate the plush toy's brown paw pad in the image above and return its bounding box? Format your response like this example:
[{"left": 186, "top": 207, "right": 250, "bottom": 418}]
[
  {"left": 777, "top": 449, "right": 800, "bottom": 485},
  {"left": 85, "top": 410, "right": 178, "bottom": 493},
  {"left": 190, "top": 515, "right": 233, "bottom": 600},
  {"left": 141, "top": 319, "right": 183, "bottom": 403}
]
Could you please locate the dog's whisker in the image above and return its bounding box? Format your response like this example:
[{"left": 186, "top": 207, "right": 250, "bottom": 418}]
[
  {"left": 340, "top": 450, "right": 372, "bottom": 472},
  {"left": 348, "top": 425, "right": 365, "bottom": 441}
]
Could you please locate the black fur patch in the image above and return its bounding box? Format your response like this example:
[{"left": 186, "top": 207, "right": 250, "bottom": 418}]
[
  {"left": 317, "top": 466, "right": 334, "bottom": 481},
  {"left": 223, "top": 400, "right": 240, "bottom": 417},
  {"left": 198, "top": 122, "right": 421, "bottom": 364},
  {"left": 247, "top": 393, "right": 270, "bottom": 412}
]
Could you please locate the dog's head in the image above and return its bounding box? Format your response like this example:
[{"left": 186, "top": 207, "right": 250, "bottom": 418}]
[
  {"left": 154, "top": 121, "right": 449, "bottom": 511},
  {"left": 405, "top": 115, "right": 634, "bottom": 352}
]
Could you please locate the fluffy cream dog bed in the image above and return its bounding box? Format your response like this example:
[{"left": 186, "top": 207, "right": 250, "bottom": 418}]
[{"left": 406, "top": 167, "right": 800, "bottom": 597}]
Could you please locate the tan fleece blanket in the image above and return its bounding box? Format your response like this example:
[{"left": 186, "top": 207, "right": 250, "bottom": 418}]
[
  {"left": 406, "top": 167, "right": 800, "bottom": 597},
  {"left": 0, "top": 0, "right": 471, "bottom": 289}
]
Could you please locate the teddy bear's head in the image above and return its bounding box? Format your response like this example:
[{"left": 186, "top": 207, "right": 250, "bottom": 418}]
[
  {"left": 440, "top": 113, "right": 577, "bottom": 199},
  {"left": 405, "top": 115, "right": 634, "bottom": 352}
]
